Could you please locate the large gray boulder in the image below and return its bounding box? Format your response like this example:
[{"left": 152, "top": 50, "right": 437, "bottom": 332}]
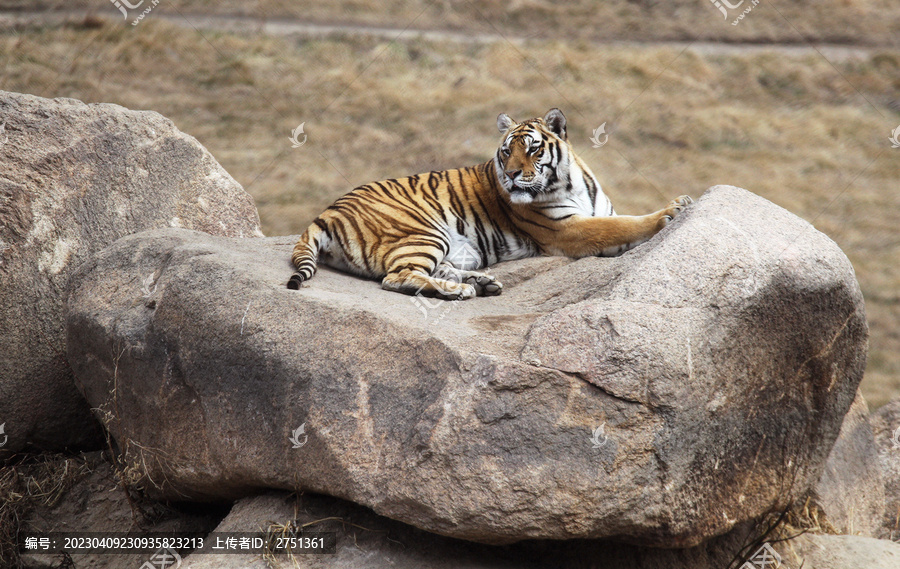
[
  {"left": 66, "top": 186, "right": 867, "bottom": 546},
  {"left": 0, "top": 90, "right": 263, "bottom": 453}
]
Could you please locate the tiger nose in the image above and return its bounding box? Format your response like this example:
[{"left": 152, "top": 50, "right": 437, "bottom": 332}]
[{"left": 505, "top": 169, "right": 521, "bottom": 180}]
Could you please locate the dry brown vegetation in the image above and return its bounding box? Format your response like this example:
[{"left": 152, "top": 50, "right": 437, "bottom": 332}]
[
  {"left": 0, "top": 454, "right": 91, "bottom": 566},
  {"left": 0, "top": 5, "right": 898, "bottom": 406},
  {"left": 2, "top": 0, "right": 899, "bottom": 46}
]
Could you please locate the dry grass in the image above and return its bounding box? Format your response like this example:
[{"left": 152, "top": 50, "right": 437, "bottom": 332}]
[
  {"left": 783, "top": 496, "right": 840, "bottom": 536},
  {"left": 1, "top": 0, "right": 899, "bottom": 46},
  {"left": 0, "top": 454, "right": 91, "bottom": 567},
  {"left": 0, "top": 11, "right": 898, "bottom": 405},
  {"left": 729, "top": 500, "right": 832, "bottom": 569},
  {"left": 762, "top": 497, "right": 843, "bottom": 569}
]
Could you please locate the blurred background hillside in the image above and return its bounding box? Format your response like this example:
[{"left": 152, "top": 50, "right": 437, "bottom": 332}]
[{"left": 1, "top": 1, "right": 898, "bottom": 406}]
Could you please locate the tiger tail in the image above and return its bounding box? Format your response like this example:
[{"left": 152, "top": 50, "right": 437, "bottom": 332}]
[{"left": 287, "top": 221, "right": 326, "bottom": 290}]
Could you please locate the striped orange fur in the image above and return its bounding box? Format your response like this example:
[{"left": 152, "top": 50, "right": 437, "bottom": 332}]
[{"left": 288, "top": 109, "right": 692, "bottom": 299}]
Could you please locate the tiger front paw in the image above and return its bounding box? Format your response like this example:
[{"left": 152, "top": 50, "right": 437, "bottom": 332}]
[
  {"left": 660, "top": 195, "right": 693, "bottom": 226},
  {"left": 465, "top": 273, "right": 503, "bottom": 297},
  {"left": 435, "top": 282, "right": 477, "bottom": 301}
]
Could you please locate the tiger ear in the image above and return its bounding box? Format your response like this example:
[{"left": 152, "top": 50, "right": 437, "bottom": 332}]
[
  {"left": 497, "top": 113, "right": 516, "bottom": 133},
  {"left": 544, "top": 108, "right": 567, "bottom": 140}
]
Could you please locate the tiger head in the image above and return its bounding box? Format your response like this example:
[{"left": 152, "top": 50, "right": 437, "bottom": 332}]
[{"left": 494, "top": 108, "right": 574, "bottom": 205}]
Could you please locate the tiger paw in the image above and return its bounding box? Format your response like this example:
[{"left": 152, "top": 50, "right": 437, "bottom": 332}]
[
  {"left": 661, "top": 195, "right": 693, "bottom": 225},
  {"left": 465, "top": 273, "right": 503, "bottom": 296},
  {"left": 435, "top": 282, "right": 477, "bottom": 301}
]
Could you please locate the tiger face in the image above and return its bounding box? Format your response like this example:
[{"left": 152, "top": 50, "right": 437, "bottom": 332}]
[{"left": 495, "top": 108, "right": 570, "bottom": 205}]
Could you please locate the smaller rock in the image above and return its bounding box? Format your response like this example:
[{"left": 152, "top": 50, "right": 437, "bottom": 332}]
[
  {"left": 180, "top": 494, "right": 292, "bottom": 569},
  {"left": 871, "top": 398, "right": 900, "bottom": 539},
  {"left": 181, "top": 492, "right": 763, "bottom": 569},
  {"left": 810, "top": 390, "right": 884, "bottom": 536},
  {"left": 774, "top": 533, "right": 900, "bottom": 569}
]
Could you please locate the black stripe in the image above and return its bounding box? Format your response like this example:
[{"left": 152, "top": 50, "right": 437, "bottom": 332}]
[
  {"left": 428, "top": 172, "right": 440, "bottom": 193},
  {"left": 388, "top": 179, "right": 417, "bottom": 203},
  {"left": 419, "top": 183, "right": 447, "bottom": 221},
  {"left": 372, "top": 181, "right": 394, "bottom": 198},
  {"left": 447, "top": 185, "right": 467, "bottom": 220},
  {"left": 509, "top": 208, "right": 555, "bottom": 231},
  {"left": 584, "top": 169, "right": 598, "bottom": 209},
  {"left": 370, "top": 180, "right": 444, "bottom": 232},
  {"left": 488, "top": 229, "right": 503, "bottom": 263},
  {"left": 337, "top": 214, "right": 374, "bottom": 273}
]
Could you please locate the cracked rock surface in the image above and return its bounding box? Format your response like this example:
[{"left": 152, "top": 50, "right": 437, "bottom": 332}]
[{"left": 65, "top": 185, "right": 867, "bottom": 546}]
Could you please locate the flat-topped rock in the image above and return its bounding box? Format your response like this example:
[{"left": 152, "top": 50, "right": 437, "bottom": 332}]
[{"left": 66, "top": 186, "right": 867, "bottom": 546}]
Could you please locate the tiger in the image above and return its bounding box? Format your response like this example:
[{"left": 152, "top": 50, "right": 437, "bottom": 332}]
[{"left": 287, "top": 108, "right": 692, "bottom": 299}]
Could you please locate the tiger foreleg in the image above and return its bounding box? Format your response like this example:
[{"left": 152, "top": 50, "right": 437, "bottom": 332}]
[{"left": 556, "top": 195, "right": 693, "bottom": 258}]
